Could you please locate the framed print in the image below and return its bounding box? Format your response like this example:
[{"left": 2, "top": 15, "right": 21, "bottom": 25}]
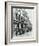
[{"left": 5, "top": 1, "right": 38, "bottom": 44}]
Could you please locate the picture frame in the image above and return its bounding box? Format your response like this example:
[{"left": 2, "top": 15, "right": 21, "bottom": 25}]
[{"left": 5, "top": 1, "right": 38, "bottom": 44}]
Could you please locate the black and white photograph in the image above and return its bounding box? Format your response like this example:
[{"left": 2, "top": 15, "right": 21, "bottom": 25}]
[
  {"left": 5, "top": 2, "right": 38, "bottom": 44},
  {"left": 11, "top": 8, "right": 32, "bottom": 38},
  {"left": 11, "top": 6, "right": 36, "bottom": 42}
]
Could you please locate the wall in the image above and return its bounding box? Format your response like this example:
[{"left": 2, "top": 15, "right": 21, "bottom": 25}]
[
  {"left": 8, "top": 0, "right": 39, "bottom": 3},
  {"left": 0, "top": 0, "right": 39, "bottom": 46}
]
